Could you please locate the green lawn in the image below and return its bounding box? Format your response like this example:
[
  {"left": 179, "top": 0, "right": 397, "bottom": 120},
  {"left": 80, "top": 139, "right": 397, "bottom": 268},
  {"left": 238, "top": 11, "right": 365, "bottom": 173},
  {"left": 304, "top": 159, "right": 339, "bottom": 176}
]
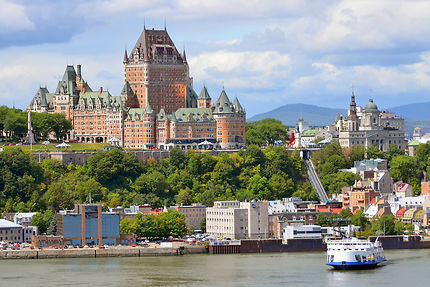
[{"left": 3, "top": 142, "right": 108, "bottom": 152}]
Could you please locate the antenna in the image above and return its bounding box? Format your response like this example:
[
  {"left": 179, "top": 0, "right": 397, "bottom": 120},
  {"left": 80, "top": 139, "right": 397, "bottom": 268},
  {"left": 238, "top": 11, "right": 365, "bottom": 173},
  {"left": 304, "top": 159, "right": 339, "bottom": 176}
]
[
  {"left": 351, "top": 84, "right": 355, "bottom": 93},
  {"left": 164, "top": 17, "right": 166, "bottom": 30}
]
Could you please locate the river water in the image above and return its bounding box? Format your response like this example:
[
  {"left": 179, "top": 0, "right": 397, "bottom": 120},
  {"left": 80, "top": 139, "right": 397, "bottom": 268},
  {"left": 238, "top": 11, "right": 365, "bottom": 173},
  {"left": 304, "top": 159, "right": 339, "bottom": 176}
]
[{"left": 0, "top": 249, "right": 428, "bottom": 286}]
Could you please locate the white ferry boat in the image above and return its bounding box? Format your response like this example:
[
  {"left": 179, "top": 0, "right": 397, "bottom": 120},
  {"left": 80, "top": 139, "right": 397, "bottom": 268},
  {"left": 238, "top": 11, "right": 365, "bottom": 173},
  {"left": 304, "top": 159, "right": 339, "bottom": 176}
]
[{"left": 326, "top": 237, "right": 386, "bottom": 269}]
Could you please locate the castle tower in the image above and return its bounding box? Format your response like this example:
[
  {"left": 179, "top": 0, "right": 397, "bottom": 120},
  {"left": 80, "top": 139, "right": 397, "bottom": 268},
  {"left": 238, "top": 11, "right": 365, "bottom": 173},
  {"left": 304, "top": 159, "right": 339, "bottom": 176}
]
[
  {"left": 198, "top": 86, "right": 211, "bottom": 108},
  {"left": 212, "top": 89, "right": 246, "bottom": 149},
  {"left": 347, "top": 92, "right": 359, "bottom": 131},
  {"left": 123, "top": 26, "right": 192, "bottom": 114}
]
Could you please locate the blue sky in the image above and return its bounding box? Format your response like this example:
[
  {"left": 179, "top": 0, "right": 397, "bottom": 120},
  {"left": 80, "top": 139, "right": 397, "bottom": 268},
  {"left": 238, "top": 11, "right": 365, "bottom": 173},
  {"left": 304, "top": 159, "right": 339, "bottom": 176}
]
[{"left": 1, "top": 0, "right": 430, "bottom": 117}]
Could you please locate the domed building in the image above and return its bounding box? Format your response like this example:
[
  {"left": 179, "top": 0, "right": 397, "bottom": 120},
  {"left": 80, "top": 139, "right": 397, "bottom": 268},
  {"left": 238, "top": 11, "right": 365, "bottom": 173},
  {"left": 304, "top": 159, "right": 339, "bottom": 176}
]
[{"left": 333, "top": 93, "right": 405, "bottom": 152}]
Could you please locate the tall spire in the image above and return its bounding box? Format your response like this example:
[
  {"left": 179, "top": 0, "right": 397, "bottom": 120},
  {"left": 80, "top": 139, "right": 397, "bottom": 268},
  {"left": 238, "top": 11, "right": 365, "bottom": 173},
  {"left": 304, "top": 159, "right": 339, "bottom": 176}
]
[
  {"left": 350, "top": 92, "right": 356, "bottom": 109},
  {"left": 123, "top": 48, "right": 128, "bottom": 63}
]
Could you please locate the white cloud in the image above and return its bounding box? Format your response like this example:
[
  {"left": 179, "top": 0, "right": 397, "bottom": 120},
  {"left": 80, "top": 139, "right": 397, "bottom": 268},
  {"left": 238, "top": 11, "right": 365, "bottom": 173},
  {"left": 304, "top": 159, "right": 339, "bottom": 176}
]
[
  {"left": 0, "top": 0, "right": 34, "bottom": 31},
  {"left": 189, "top": 50, "right": 291, "bottom": 89},
  {"left": 0, "top": 51, "right": 122, "bottom": 109}
]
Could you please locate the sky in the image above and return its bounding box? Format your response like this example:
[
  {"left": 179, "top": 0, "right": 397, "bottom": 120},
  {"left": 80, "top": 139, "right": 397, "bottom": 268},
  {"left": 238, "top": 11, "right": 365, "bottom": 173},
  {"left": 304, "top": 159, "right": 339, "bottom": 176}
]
[{"left": 1, "top": 0, "right": 430, "bottom": 118}]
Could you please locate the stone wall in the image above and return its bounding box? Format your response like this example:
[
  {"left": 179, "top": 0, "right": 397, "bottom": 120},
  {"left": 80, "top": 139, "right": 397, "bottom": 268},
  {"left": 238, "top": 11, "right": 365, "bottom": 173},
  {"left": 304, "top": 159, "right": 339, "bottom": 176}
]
[{"left": 0, "top": 246, "right": 207, "bottom": 260}]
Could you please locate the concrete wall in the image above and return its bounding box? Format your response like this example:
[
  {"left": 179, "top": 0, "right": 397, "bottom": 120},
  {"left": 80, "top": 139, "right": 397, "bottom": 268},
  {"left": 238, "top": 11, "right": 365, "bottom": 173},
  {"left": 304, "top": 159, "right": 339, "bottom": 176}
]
[{"left": 0, "top": 246, "right": 207, "bottom": 260}]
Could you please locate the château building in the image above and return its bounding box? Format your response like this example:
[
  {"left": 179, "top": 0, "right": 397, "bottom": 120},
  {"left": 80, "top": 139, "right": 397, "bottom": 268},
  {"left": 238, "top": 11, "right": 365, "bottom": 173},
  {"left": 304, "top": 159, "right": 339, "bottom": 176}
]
[
  {"left": 28, "top": 27, "right": 246, "bottom": 150},
  {"left": 329, "top": 93, "right": 405, "bottom": 152}
]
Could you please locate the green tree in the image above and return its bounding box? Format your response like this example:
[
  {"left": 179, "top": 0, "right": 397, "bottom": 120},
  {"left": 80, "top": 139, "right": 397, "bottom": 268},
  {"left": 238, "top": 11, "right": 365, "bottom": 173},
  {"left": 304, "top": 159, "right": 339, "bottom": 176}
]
[
  {"left": 245, "top": 118, "right": 288, "bottom": 145},
  {"left": 390, "top": 155, "right": 419, "bottom": 183},
  {"left": 350, "top": 209, "right": 369, "bottom": 231},
  {"left": 384, "top": 144, "right": 405, "bottom": 164},
  {"left": 159, "top": 210, "right": 187, "bottom": 238},
  {"left": 120, "top": 218, "right": 137, "bottom": 235},
  {"left": 316, "top": 214, "right": 329, "bottom": 227},
  {"left": 366, "top": 144, "right": 383, "bottom": 159},
  {"left": 200, "top": 217, "right": 206, "bottom": 233},
  {"left": 372, "top": 214, "right": 396, "bottom": 235},
  {"left": 51, "top": 113, "right": 72, "bottom": 141}
]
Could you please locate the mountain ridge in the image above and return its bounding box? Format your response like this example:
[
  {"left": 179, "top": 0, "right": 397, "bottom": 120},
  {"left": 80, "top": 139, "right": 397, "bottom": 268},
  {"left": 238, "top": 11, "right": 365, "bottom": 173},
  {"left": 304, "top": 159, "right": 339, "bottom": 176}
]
[{"left": 248, "top": 101, "right": 430, "bottom": 126}]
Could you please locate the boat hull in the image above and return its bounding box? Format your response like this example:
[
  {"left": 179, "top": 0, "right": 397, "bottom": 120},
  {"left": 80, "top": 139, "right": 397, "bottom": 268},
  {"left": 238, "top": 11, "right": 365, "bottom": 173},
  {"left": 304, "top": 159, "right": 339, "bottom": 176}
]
[{"left": 327, "top": 259, "right": 386, "bottom": 270}]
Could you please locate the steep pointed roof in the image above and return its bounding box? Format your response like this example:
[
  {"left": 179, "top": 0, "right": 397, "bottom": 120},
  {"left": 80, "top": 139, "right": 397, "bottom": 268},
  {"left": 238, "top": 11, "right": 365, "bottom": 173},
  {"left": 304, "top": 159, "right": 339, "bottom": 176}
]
[
  {"left": 130, "top": 27, "right": 185, "bottom": 64},
  {"left": 30, "top": 87, "right": 52, "bottom": 108},
  {"left": 157, "top": 107, "right": 167, "bottom": 120},
  {"left": 123, "top": 48, "right": 128, "bottom": 63},
  {"left": 198, "top": 86, "right": 211, "bottom": 100},
  {"left": 212, "top": 89, "right": 235, "bottom": 114},
  {"left": 233, "top": 97, "right": 245, "bottom": 113},
  {"left": 121, "top": 81, "right": 133, "bottom": 95},
  {"left": 55, "top": 65, "right": 77, "bottom": 94},
  {"left": 145, "top": 103, "right": 153, "bottom": 114}
]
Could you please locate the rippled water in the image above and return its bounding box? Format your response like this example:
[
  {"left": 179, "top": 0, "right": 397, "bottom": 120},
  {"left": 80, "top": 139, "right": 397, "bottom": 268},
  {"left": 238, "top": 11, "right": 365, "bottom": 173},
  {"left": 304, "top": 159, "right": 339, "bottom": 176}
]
[{"left": 0, "top": 249, "right": 428, "bottom": 286}]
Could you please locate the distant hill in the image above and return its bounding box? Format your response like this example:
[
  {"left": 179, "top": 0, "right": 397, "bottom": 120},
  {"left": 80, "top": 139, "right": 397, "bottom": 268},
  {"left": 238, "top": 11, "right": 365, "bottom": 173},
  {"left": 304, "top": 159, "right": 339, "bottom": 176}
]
[
  {"left": 247, "top": 103, "right": 347, "bottom": 126},
  {"left": 388, "top": 102, "right": 430, "bottom": 121},
  {"left": 248, "top": 101, "right": 430, "bottom": 127}
]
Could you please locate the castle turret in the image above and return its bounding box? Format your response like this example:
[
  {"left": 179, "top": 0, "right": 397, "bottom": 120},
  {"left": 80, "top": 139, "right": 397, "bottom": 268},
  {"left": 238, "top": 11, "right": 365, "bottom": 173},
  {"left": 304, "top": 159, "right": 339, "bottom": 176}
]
[{"left": 198, "top": 86, "right": 211, "bottom": 108}]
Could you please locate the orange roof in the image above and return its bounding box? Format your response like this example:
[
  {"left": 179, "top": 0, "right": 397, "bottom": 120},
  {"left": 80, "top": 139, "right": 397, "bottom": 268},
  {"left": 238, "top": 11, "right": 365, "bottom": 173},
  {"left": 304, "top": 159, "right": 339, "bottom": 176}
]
[
  {"left": 331, "top": 208, "right": 343, "bottom": 214},
  {"left": 396, "top": 207, "right": 406, "bottom": 218},
  {"left": 370, "top": 198, "right": 377, "bottom": 205}
]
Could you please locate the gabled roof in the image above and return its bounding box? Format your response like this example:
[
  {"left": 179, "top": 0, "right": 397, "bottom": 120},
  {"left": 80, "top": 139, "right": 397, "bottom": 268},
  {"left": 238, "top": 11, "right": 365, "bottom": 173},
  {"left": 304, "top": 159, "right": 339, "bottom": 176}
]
[
  {"left": 157, "top": 108, "right": 167, "bottom": 120},
  {"left": 127, "top": 107, "right": 154, "bottom": 121},
  {"left": 212, "top": 89, "right": 235, "bottom": 114},
  {"left": 145, "top": 103, "right": 153, "bottom": 114},
  {"left": 396, "top": 207, "right": 406, "bottom": 218},
  {"left": 77, "top": 91, "right": 122, "bottom": 110}
]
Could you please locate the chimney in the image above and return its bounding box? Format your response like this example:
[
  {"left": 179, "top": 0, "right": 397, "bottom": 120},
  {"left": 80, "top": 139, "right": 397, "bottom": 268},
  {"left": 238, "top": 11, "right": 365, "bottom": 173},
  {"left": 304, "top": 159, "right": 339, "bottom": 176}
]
[
  {"left": 77, "top": 64, "right": 81, "bottom": 78},
  {"left": 99, "top": 87, "right": 103, "bottom": 94}
]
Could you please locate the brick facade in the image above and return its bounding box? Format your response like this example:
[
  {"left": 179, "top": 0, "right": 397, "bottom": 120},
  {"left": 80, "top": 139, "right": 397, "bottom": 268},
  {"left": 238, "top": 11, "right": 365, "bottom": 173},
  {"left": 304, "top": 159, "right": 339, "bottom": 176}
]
[{"left": 28, "top": 27, "right": 246, "bottom": 150}]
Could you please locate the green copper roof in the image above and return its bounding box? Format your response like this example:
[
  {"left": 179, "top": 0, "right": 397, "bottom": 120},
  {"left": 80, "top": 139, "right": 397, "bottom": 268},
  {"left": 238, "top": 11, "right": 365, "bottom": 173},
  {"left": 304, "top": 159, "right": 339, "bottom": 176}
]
[
  {"left": 213, "top": 89, "right": 235, "bottom": 114},
  {"left": 365, "top": 99, "right": 378, "bottom": 112},
  {"left": 55, "top": 65, "right": 76, "bottom": 95},
  {"left": 77, "top": 91, "right": 123, "bottom": 110},
  {"left": 233, "top": 97, "right": 245, "bottom": 113},
  {"left": 198, "top": 86, "right": 211, "bottom": 100},
  {"left": 127, "top": 108, "right": 154, "bottom": 121},
  {"left": 408, "top": 140, "right": 420, "bottom": 146},
  {"left": 174, "top": 108, "right": 214, "bottom": 122},
  {"left": 301, "top": 128, "right": 321, "bottom": 137},
  {"left": 186, "top": 85, "right": 198, "bottom": 108},
  {"left": 121, "top": 81, "right": 133, "bottom": 95}
]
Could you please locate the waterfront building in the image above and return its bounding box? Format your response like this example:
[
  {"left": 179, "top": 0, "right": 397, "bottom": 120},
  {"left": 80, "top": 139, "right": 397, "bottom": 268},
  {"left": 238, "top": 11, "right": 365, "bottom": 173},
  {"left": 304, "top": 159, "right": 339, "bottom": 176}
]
[
  {"left": 170, "top": 204, "right": 206, "bottom": 230},
  {"left": 282, "top": 225, "right": 322, "bottom": 240},
  {"left": 13, "top": 212, "right": 37, "bottom": 227},
  {"left": 27, "top": 27, "right": 246, "bottom": 150},
  {"left": 56, "top": 204, "right": 124, "bottom": 246},
  {"left": 330, "top": 93, "right": 406, "bottom": 152},
  {"left": 0, "top": 219, "right": 35, "bottom": 243},
  {"left": 268, "top": 211, "right": 327, "bottom": 238},
  {"left": 206, "top": 200, "right": 269, "bottom": 240}
]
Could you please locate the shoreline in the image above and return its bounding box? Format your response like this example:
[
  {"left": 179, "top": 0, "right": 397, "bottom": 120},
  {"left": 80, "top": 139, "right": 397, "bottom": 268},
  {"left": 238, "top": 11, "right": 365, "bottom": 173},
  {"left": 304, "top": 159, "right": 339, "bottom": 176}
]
[{"left": 0, "top": 246, "right": 207, "bottom": 260}]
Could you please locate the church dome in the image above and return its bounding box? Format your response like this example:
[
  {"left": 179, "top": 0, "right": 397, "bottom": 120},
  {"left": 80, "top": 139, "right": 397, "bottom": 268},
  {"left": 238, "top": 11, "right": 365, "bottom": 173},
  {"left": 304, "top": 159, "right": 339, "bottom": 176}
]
[{"left": 365, "top": 99, "right": 378, "bottom": 112}]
